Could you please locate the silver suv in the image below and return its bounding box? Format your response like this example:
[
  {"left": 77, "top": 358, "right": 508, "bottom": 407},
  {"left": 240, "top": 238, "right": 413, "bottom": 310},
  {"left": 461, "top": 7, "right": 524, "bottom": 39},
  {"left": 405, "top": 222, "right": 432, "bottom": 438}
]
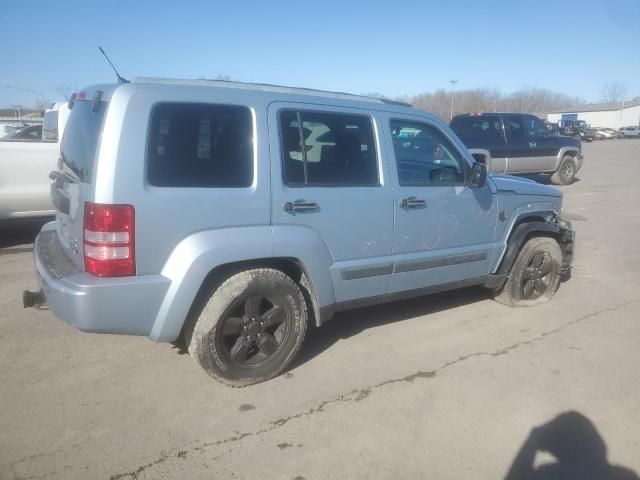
[{"left": 26, "top": 78, "right": 575, "bottom": 386}]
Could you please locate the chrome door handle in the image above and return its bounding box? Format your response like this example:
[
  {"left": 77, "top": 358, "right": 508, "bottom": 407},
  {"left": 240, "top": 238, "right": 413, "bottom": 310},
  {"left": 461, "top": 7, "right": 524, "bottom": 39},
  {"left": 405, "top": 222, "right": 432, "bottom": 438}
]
[
  {"left": 400, "top": 198, "right": 426, "bottom": 208},
  {"left": 284, "top": 201, "right": 319, "bottom": 212},
  {"left": 529, "top": 141, "right": 537, "bottom": 148}
]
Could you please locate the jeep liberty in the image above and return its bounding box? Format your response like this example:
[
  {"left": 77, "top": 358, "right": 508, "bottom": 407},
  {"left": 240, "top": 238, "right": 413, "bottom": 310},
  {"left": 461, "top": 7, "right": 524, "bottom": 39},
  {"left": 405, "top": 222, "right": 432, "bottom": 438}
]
[{"left": 25, "top": 78, "right": 575, "bottom": 386}]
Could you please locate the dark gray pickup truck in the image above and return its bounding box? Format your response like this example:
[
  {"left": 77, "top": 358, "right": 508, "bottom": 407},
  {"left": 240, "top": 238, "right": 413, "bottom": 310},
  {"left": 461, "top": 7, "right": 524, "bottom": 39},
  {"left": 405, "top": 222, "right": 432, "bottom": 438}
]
[{"left": 450, "top": 113, "right": 583, "bottom": 185}]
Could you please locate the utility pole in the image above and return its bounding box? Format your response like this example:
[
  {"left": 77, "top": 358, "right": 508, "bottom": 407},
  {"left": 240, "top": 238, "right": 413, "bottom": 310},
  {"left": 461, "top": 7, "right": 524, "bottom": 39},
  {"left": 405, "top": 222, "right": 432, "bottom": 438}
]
[
  {"left": 3, "top": 85, "right": 46, "bottom": 111},
  {"left": 449, "top": 80, "right": 459, "bottom": 120}
]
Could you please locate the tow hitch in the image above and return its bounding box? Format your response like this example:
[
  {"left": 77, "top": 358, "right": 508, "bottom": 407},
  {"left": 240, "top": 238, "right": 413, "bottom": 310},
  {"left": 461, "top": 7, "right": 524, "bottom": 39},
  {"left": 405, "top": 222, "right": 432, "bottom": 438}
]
[{"left": 23, "top": 290, "right": 45, "bottom": 308}]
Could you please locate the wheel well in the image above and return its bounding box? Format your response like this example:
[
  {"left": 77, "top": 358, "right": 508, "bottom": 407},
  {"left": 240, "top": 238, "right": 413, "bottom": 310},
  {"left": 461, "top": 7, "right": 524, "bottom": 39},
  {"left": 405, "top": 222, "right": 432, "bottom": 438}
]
[
  {"left": 184, "top": 258, "right": 321, "bottom": 337},
  {"left": 497, "top": 215, "right": 566, "bottom": 276}
]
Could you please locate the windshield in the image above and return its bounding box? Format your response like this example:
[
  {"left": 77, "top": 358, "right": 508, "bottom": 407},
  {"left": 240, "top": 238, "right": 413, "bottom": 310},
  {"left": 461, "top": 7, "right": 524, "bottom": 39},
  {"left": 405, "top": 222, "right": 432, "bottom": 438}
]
[{"left": 60, "top": 100, "right": 107, "bottom": 181}]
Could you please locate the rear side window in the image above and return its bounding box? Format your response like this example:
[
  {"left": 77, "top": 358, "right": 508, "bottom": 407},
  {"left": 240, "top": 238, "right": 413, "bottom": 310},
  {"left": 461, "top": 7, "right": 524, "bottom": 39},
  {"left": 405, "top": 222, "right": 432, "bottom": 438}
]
[
  {"left": 506, "top": 115, "right": 525, "bottom": 140},
  {"left": 450, "top": 115, "right": 504, "bottom": 142},
  {"left": 148, "top": 103, "right": 253, "bottom": 187},
  {"left": 61, "top": 100, "right": 107, "bottom": 181},
  {"left": 280, "top": 110, "right": 378, "bottom": 186}
]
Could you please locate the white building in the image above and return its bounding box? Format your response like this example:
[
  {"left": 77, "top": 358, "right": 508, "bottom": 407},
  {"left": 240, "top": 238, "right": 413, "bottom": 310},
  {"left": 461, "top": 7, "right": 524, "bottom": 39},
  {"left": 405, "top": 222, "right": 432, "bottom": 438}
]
[{"left": 546, "top": 100, "right": 640, "bottom": 129}]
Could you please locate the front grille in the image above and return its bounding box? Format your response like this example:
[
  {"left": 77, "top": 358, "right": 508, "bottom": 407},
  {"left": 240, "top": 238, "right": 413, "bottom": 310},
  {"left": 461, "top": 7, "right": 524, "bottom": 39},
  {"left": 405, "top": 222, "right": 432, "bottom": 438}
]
[{"left": 37, "top": 230, "right": 79, "bottom": 279}]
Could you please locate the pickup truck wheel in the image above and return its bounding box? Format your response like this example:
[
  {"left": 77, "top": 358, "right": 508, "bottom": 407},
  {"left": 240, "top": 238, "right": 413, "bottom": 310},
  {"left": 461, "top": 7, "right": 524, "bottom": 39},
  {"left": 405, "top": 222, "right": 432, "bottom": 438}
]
[
  {"left": 551, "top": 156, "right": 577, "bottom": 185},
  {"left": 494, "top": 236, "right": 562, "bottom": 307},
  {"left": 185, "top": 268, "right": 307, "bottom": 387}
]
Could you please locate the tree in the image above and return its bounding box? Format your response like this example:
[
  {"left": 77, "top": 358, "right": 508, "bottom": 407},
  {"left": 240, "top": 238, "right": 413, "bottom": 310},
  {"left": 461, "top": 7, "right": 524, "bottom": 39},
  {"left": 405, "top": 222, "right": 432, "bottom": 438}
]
[
  {"left": 598, "top": 81, "right": 628, "bottom": 104},
  {"left": 56, "top": 84, "right": 76, "bottom": 101}
]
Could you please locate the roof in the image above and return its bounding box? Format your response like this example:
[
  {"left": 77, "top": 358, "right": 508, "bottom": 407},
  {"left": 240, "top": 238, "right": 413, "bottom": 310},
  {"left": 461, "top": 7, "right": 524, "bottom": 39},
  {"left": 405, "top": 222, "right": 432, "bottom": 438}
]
[
  {"left": 546, "top": 100, "right": 640, "bottom": 114},
  {"left": 134, "top": 77, "right": 412, "bottom": 107}
]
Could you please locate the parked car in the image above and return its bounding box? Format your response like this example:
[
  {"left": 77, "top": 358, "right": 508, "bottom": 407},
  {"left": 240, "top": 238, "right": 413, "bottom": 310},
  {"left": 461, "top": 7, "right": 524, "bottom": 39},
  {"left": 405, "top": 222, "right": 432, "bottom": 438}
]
[
  {"left": 450, "top": 113, "right": 583, "bottom": 185},
  {"left": 595, "top": 128, "right": 617, "bottom": 139},
  {"left": 619, "top": 126, "right": 640, "bottom": 138},
  {"left": 0, "top": 124, "right": 18, "bottom": 138},
  {"left": 0, "top": 103, "right": 69, "bottom": 221},
  {"left": 24, "top": 79, "right": 575, "bottom": 386}
]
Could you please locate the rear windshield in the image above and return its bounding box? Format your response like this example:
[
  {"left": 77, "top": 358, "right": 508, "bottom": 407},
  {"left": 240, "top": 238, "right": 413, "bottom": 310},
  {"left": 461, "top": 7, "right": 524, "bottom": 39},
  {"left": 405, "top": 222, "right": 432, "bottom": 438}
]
[
  {"left": 61, "top": 100, "right": 107, "bottom": 181},
  {"left": 450, "top": 115, "right": 504, "bottom": 142}
]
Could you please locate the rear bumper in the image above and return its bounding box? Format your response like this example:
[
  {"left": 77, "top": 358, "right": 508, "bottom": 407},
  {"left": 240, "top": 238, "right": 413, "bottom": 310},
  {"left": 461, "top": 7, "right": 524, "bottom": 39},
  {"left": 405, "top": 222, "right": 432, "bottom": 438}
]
[{"left": 33, "top": 223, "right": 170, "bottom": 336}]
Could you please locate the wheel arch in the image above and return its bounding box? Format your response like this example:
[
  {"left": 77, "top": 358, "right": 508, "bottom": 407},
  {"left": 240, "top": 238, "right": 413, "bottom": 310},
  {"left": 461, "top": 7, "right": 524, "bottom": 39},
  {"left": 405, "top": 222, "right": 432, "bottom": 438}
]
[{"left": 487, "top": 214, "right": 574, "bottom": 290}]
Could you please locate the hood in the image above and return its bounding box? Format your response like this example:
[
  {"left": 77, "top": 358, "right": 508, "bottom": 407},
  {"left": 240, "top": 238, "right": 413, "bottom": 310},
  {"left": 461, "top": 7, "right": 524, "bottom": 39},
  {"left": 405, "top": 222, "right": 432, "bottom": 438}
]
[{"left": 490, "top": 174, "right": 562, "bottom": 198}]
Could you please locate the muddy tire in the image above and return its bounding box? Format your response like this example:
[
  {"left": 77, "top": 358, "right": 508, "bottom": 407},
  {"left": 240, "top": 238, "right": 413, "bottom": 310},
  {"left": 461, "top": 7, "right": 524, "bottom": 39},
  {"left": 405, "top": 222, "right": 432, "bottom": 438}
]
[
  {"left": 185, "top": 268, "right": 307, "bottom": 387},
  {"left": 494, "top": 236, "right": 563, "bottom": 307},
  {"left": 551, "top": 156, "right": 577, "bottom": 185}
]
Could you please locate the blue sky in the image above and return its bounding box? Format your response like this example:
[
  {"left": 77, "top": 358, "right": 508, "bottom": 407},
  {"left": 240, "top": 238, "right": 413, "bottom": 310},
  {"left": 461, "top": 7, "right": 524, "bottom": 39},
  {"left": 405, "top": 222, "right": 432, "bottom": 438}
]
[{"left": 2, "top": 0, "right": 639, "bottom": 107}]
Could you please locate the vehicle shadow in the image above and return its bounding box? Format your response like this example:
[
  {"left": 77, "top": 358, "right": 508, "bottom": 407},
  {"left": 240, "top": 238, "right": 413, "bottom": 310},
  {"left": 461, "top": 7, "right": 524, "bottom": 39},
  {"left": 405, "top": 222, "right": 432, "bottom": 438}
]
[
  {"left": 0, "top": 218, "right": 52, "bottom": 249},
  {"left": 518, "top": 174, "right": 582, "bottom": 186},
  {"left": 505, "top": 411, "right": 639, "bottom": 480},
  {"left": 292, "top": 286, "right": 490, "bottom": 369}
]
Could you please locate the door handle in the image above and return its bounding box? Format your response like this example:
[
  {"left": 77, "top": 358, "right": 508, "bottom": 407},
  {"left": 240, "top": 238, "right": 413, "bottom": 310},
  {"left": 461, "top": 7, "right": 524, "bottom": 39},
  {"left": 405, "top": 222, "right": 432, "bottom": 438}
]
[
  {"left": 400, "top": 198, "right": 427, "bottom": 208},
  {"left": 529, "top": 141, "right": 537, "bottom": 148},
  {"left": 284, "top": 201, "right": 319, "bottom": 212}
]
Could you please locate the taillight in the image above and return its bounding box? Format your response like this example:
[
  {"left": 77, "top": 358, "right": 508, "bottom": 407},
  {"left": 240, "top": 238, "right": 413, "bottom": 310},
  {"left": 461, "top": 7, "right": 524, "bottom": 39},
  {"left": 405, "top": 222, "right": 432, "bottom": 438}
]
[{"left": 83, "top": 202, "right": 135, "bottom": 277}]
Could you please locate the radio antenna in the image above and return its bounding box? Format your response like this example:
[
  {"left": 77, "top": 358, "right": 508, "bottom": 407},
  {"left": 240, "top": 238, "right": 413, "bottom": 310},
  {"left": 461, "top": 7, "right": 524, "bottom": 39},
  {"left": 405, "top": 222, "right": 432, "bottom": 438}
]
[{"left": 98, "top": 46, "right": 129, "bottom": 84}]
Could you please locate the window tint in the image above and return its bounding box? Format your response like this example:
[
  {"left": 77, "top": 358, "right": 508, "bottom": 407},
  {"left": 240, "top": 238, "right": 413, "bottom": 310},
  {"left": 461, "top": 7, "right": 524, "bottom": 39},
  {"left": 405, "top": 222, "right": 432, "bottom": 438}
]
[
  {"left": 280, "top": 110, "right": 378, "bottom": 186},
  {"left": 450, "top": 115, "right": 504, "bottom": 142},
  {"left": 61, "top": 100, "right": 107, "bottom": 181},
  {"left": 148, "top": 103, "right": 253, "bottom": 188},
  {"left": 390, "top": 120, "right": 466, "bottom": 186},
  {"left": 506, "top": 115, "right": 525, "bottom": 140},
  {"left": 524, "top": 116, "right": 549, "bottom": 137}
]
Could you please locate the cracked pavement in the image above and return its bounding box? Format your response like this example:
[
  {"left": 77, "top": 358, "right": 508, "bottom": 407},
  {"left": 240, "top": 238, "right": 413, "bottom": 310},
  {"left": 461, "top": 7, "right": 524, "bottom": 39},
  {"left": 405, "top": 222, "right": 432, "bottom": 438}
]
[{"left": 2, "top": 140, "right": 640, "bottom": 479}]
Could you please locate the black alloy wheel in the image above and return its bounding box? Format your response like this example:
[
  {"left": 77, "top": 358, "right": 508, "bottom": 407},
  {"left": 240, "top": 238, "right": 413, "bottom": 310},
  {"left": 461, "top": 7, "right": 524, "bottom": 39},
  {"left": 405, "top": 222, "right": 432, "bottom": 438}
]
[
  {"left": 218, "top": 294, "right": 289, "bottom": 367},
  {"left": 520, "top": 252, "right": 553, "bottom": 300}
]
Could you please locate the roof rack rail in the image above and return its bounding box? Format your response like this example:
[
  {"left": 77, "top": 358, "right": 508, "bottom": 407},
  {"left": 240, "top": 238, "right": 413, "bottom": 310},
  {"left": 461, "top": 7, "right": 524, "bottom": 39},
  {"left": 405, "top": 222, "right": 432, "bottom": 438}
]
[{"left": 378, "top": 98, "right": 412, "bottom": 107}]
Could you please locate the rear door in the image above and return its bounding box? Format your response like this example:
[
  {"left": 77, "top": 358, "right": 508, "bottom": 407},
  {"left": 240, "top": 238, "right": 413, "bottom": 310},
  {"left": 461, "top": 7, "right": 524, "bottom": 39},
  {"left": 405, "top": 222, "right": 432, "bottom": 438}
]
[
  {"left": 504, "top": 114, "right": 535, "bottom": 173},
  {"left": 269, "top": 103, "right": 394, "bottom": 303},
  {"left": 51, "top": 91, "right": 109, "bottom": 269}
]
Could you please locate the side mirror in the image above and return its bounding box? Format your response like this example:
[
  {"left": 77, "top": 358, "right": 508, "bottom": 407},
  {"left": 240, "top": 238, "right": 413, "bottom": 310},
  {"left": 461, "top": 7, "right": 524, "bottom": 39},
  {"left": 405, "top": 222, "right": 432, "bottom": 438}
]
[{"left": 470, "top": 162, "right": 487, "bottom": 188}]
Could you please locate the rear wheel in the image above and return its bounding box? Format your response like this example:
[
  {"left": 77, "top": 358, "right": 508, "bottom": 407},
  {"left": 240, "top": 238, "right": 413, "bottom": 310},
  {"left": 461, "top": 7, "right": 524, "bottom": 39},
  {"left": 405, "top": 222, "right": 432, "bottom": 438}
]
[
  {"left": 551, "top": 156, "right": 577, "bottom": 185},
  {"left": 185, "top": 268, "right": 308, "bottom": 387},
  {"left": 494, "top": 236, "right": 563, "bottom": 307}
]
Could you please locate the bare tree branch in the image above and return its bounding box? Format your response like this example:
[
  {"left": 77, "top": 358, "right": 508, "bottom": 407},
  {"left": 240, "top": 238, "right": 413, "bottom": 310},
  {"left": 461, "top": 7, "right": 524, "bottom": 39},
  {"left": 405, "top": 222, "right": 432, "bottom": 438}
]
[{"left": 598, "top": 81, "right": 628, "bottom": 103}]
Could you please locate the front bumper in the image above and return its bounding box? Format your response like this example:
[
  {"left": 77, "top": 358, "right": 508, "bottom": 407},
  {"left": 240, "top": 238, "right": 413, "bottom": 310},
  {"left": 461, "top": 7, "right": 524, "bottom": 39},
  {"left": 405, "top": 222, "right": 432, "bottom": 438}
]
[
  {"left": 33, "top": 223, "right": 170, "bottom": 336},
  {"left": 554, "top": 214, "right": 575, "bottom": 272},
  {"left": 575, "top": 154, "right": 584, "bottom": 172}
]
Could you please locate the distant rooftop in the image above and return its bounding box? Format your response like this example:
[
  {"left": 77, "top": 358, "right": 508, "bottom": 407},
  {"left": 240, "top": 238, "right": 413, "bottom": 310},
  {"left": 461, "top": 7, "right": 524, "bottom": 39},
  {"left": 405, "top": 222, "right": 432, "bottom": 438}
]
[
  {"left": 134, "top": 77, "right": 412, "bottom": 107},
  {"left": 546, "top": 99, "right": 640, "bottom": 114}
]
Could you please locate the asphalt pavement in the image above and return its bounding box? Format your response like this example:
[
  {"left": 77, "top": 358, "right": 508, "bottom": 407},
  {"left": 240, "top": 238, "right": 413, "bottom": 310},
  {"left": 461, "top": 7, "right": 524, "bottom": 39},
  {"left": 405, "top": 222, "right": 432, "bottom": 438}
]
[{"left": 1, "top": 139, "right": 639, "bottom": 480}]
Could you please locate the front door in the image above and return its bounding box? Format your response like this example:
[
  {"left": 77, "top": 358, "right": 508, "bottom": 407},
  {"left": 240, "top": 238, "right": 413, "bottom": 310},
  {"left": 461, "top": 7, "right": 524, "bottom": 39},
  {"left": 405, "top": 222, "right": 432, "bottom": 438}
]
[
  {"left": 269, "top": 103, "right": 395, "bottom": 303},
  {"left": 522, "top": 115, "right": 559, "bottom": 172},
  {"left": 383, "top": 114, "right": 498, "bottom": 294}
]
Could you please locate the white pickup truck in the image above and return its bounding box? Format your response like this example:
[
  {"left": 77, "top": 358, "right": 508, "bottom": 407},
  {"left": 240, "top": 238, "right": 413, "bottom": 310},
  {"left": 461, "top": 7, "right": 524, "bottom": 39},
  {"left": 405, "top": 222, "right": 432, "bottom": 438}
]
[{"left": 0, "top": 103, "right": 69, "bottom": 221}]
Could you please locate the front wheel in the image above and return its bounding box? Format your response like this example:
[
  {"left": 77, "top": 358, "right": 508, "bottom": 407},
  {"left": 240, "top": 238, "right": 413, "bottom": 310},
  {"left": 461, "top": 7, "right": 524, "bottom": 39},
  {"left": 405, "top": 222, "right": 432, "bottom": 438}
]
[
  {"left": 494, "top": 236, "right": 563, "bottom": 307},
  {"left": 185, "top": 268, "right": 308, "bottom": 387},
  {"left": 551, "top": 156, "right": 577, "bottom": 185}
]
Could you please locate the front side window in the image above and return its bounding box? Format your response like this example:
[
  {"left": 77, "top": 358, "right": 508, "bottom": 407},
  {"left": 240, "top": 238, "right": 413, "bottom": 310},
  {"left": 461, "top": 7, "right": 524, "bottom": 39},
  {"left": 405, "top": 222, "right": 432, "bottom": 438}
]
[
  {"left": 524, "top": 116, "right": 549, "bottom": 137},
  {"left": 391, "top": 120, "right": 466, "bottom": 186},
  {"left": 148, "top": 103, "right": 253, "bottom": 187},
  {"left": 280, "top": 110, "right": 379, "bottom": 186}
]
